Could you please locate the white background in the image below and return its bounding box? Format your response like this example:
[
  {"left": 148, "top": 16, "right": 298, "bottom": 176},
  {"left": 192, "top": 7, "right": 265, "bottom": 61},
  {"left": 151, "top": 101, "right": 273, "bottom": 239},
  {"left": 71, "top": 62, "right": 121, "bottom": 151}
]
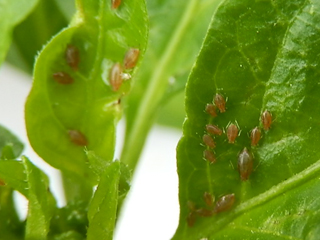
[{"left": 0, "top": 63, "right": 180, "bottom": 240}]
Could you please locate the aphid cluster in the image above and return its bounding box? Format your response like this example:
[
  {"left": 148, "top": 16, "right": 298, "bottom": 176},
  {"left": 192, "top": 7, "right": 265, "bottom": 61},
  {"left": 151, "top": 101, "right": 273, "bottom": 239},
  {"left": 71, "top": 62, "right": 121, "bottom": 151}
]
[
  {"left": 109, "top": 48, "right": 140, "bottom": 92},
  {"left": 187, "top": 192, "right": 235, "bottom": 227},
  {"left": 190, "top": 91, "right": 274, "bottom": 226}
]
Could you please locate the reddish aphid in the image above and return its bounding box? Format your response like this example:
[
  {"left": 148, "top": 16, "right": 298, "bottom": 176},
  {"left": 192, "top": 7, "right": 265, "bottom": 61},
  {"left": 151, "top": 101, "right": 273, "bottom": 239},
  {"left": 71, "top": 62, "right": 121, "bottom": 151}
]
[
  {"left": 111, "top": 0, "right": 121, "bottom": 9},
  {"left": 0, "top": 179, "right": 5, "bottom": 186},
  {"left": 238, "top": 148, "right": 253, "bottom": 181},
  {"left": 203, "top": 192, "right": 214, "bottom": 207},
  {"left": 68, "top": 130, "right": 88, "bottom": 146},
  {"left": 187, "top": 212, "right": 196, "bottom": 227},
  {"left": 261, "top": 110, "right": 272, "bottom": 130},
  {"left": 53, "top": 72, "right": 74, "bottom": 84},
  {"left": 250, "top": 127, "right": 261, "bottom": 146},
  {"left": 109, "top": 63, "right": 123, "bottom": 91},
  {"left": 124, "top": 48, "right": 140, "bottom": 69},
  {"left": 214, "top": 94, "right": 226, "bottom": 113},
  {"left": 227, "top": 123, "right": 238, "bottom": 143},
  {"left": 202, "top": 134, "right": 216, "bottom": 148},
  {"left": 214, "top": 193, "right": 235, "bottom": 213},
  {"left": 205, "top": 104, "right": 217, "bottom": 117},
  {"left": 203, "top": 150, "right": 216, "bottom": 163},
  {"left": 206, "top": 124, "right": 222, "bottom": 136},
  {"left": 195, "top": 208, "right": 213, "bottom": 217},
  {"left": 65, "top": 44, "right": 80, "bottom": 71}
]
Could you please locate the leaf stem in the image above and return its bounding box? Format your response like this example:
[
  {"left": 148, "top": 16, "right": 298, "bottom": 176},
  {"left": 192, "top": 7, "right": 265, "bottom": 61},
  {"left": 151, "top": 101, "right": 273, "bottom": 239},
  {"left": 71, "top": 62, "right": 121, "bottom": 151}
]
[{"left": 121, "top": 0, "right": 198, "bottom": 171}]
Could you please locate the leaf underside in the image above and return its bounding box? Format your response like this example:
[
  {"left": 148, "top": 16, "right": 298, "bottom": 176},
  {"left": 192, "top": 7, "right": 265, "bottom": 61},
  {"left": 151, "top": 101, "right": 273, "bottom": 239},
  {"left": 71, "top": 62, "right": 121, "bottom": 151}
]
[
  {"left": 174, "top": 0, "right": 320, "bottom": 239},
  {"left": 25, "top": 0, "right": 148, "bottom": 181}
]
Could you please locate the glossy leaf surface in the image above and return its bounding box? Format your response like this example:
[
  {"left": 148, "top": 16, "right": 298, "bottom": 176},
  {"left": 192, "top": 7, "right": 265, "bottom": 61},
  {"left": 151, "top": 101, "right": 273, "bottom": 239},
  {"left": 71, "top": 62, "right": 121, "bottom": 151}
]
[
  {"left": 122, "top": 0, "right": 222, "bottom": 170},
  {"left": 174, "top": 0, "right": 320, "bottom": 239},
  {"left": 23, "top": 156, "right": 56, "bottom": 240},
  {"left": 87, "top": 161, "right": 120, "bottom": 240},
  {"left": 25, "top": 0, "right": 148, "bottom": 181},
  {"left": 0, "top": 0, "right": 38, "bottom": 65}
]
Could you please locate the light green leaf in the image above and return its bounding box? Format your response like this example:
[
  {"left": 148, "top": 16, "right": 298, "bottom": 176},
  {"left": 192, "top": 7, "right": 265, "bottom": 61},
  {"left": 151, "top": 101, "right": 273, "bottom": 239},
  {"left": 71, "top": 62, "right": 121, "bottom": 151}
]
[
  {"left": 23, "top": 156, "right": 56, "bottom": 240},
  {"left": 87, "top": 161, "right": 120, "bottom": 240},
  {"left": 174, "top": 0, "right": 320, "bottom": 239},
  {"left": 25, "top": 0, "right": 148, "bottom": 182},
  {"left": 121, "top": 0, "right": 222, "bottom": 170},
  {"left": 0, "top": 124, "right": 24, "bottom": 159},
  {"left": 0, "top": 0, "right": 39, "bottom": 65}
]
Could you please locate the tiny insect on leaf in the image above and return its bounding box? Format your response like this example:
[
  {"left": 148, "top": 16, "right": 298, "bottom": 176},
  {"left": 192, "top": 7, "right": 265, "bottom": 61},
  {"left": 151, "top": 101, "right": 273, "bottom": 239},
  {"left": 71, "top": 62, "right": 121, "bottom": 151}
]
[
  {"left": 65, "top": 44, "right": 80, "bottom": 71},
  {"left": 206, "top": 124, "right": 222, "bottom": 135},
  {"left": 52, "top": 72, "right": 74, "bottom": 84},
  {"left": 238, "top": 148, "right": 253, "bottom": 181},
  {"left": 227, "top": 123, "right": 238, "bottom": 144},
  {"left": 68, "top": 130, "right": 88, "bottom": 146},
  {"left": 110, "top": 63, "right": 123, "bottom": 91},
  {"left": 214, "top": 94, "right": 226, "bottom": 113},
  {"left": 214, "top": 193, "right": 235, "bottom": 213},
  {"left": 124, "top": 48, "right": 140, "bottom": 69}
]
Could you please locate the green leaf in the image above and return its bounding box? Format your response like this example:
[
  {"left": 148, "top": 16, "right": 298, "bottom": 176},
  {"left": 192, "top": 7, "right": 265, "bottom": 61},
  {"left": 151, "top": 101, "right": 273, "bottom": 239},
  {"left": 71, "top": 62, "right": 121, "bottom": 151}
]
[
  {"left": 87, "top": 161, "right": 120, "bottom": 240},
  {"left": 0, "top": 0, "right": 39, "bottom": 65},
  {"left": 7, "top": 0, "right": 69, "bottom": 73},
  {"left": 174, "top": 0, "right": 320, "bottom": 239},
  {"left": 0, "top": 124, "right": 24, "bottom": 159},
  {"left": 0, "top": 186, "right": 24, "bottom": 240},
  {"left": 23, "top": 156, "right": 56, "bottom": 240},
  {"left": 25, "top": 0, "right": 148, "bottom": 182},
  {"left": 0, "top": 159, "right": 28, "bottom": 197},
  {"left": 121, "top": 0, "right": 222, "bottom": 170}
]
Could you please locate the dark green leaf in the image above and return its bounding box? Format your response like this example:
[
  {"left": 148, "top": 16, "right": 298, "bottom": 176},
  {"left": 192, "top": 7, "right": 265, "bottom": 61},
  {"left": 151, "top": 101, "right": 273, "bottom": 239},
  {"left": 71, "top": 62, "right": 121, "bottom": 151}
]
[
  {"left": 87, "top": 161, "right": 120, "bottom": 240},
  {"left": 25, "top": 0, "right": 148, "bottom": 183},
  {"left": 7, "top": 0, "right": 69, "bottom": 73},
  {"left": 121, "top": 0, "right": 222, "bottom": 170},
  {"left": 0, "top": 0, "right": 39, "bottom": 65},
  {"left": 174, "top": 0, "right": 320, "bottom": 239},
  {"left": 0, "top": 124, "right": 24, "bottom": 159},
  {"left": 23, "top": 156, "right": 56, "bottom": 240}
]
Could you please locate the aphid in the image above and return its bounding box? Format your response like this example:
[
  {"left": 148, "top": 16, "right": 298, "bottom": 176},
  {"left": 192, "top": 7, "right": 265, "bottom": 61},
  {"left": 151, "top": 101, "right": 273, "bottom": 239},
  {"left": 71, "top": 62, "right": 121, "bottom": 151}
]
[
  {"left": 195, "top": 208, "right": 213, "bottom": 217},
  {"left": 206, "top": 124, "right": 222, "bottom": 136},
  {"left": 124, "top": 48, "right": 140, "bottom": 69},
  {"left": 202, "top": 134, "right": 216, "bottom": 148},
  {"left": 261, "top": 110, "right": 272, "bottom": 130},
  {"left": 203, "top": 150, "right": 216, "bottom": 163},
  {"left": 250, "top": 127, "right": 261, "bottom": 146},
  {"left": 205, "top": 104, "right": 217, "bottom": 117},
  {"left": 187, "top": 201, "right": 196, "bottom": 211},
  {"left": 238, "top": 148, "right": 253, "bottom": 181},
  {"left": 111, "top": 0, "right": 121, "bottom": 9},
  {"left": 65, "top": 44, "right": 80, "bottom": 71},
  {"left": 53, "top": 72, "right": 74, "bottom": 84},
  {"left": 203, "top": 192, "right": 214, "bottom": 207},
  {"left": 0, "top": 179, "right": 5, "bottom": 186},
  {"left": 227, "top": 123, "right": 238, "bottom": 143},
  {"left": 214, "top": 94, "right": 226, "bottom": 113},
  {"left": 214, "top": 193, "right": 235, "bottom": 213},
  {"left": 187, "top": 212, "right": 196, "bottom": 227},
  {"left": 109, "top": 63, "right": 123, "bottom": 91},
  {"left": 68, "top": 130, "right": 88, "bottom": 146}
]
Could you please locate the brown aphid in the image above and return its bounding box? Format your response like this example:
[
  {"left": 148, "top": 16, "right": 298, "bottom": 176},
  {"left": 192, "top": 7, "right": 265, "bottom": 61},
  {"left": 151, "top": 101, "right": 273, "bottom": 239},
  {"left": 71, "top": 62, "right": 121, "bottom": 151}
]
[
  {"left": 203, "top": 150, "right": 216, "bottom": 163},
  {"left": 214, "top": 193, "right": 235, "bottom": 213},
  {"left": 109, "top": 63, "right": 123, "bottom": 91},
  {"left": 195, "top": 208, "right": 213, "bottom": 217},
  {"left": 250, "top": 127, "right": 261, "bottom": 146},
  {"left": 238, "top": 148, "right": 253, "bottom": 181},
  {"left": 111, "top": 0, "right": 121, "bottom": 9},
  {"left": 206, "top": 124, "right": 222, "bottom": 136},
  {"left": 68, "top": 130, "right": 88, "bottom": 146},
  {"left": 202, "top": 134, "right": 216, "bottom": 149},
  {"left": 227, "top": 123, "right": 238, "bottom": 143},
  {"left": 214, "top": 94, "right": 226, "bottom": 113},
  {"left": 187, "top": 201, "right": 196, "bottom": 211},
  {"left": 203, "top": 192, "right": 214, "bottom": 207},
  {"left": 53, "top": 72, "right": 74, "bottom": 84},
  {"left": 261, "top": 110, "right": 272, "bottom": 130},
  {"left": 124, "top": 48, "right": 140, "bottom": 69},
  {"left": 187, "top": 212, "right": 196, "bottom": 227},
  {"left": 65, "top": 44, "right": 80, "bottom": 71},
  {"left": 205, "top": 104, "right": 217, "bottom": 117},
  {"left": 0, "top": 179, "right": 5, "bottom": 186}
]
